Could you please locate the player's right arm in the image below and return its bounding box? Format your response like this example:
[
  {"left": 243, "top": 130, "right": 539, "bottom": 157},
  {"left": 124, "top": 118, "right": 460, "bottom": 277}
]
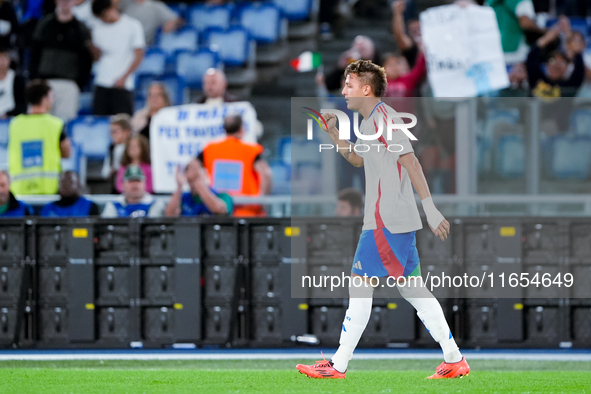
[{"left": 322, "top": 113, "right": 364, "bottom": 167}]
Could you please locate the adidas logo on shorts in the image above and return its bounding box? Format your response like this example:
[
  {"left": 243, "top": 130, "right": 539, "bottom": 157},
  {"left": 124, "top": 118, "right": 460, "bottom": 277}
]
[{"left": 353, "top": 261, "right": 363, "bottom": 270}]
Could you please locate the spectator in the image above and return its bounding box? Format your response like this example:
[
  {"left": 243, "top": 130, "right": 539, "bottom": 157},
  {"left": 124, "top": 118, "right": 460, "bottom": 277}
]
[
  {"left": 195, "top": 68, "right": 239, "bottom": 104},
  {"left": 120, "top": 0, "right": 183, "bottom": 45},
  {"left": 91, "top": 0, "right": 145, "bottom": 116},
  {"left": 500, "top": 61, "right": 530, "bottom": 97},
  {"left": 324, "top": 35, "right": 382, "bottom": 91},
  {"left": 165, "top": 158, "right": 232, "bottom": 217},
  {"left": 0, "top": 0, "right": 19, "bottom": 53},
  {"left": 0, "top": 170, "right": 34, "bottom": 217},
  {"left": 40, "top": 171, "right": 100, "bottom": 216},
  {"left": 391, "top": 0, "right": 421, "bottom": 68},
  {"left": 72, "top": 0, "right": 100, "bottom": 29},
  {"left": 30, "top": 0, "right": 94, "bottom": 122},
  {"left": 102, "top": 113, "right": 132, "bottom": 192},
  {"left": 199, "top": 114, "right": 271, "bottom": 216},
  {"left": 335, "top": 187, "right": 363, "bottom": 217},
  {"left": 487, "top": 0, "right": 545, "bottom": 65},
  {"left": 115, "top": 135, "right": 152, "bottom": 193},
  {"left": 382, "top": 49, "right": 426, "bottom": 113},
  {"left": 0, "top": 47, "right": 26, "bottom": 117},
  {"left": 8, "top": 80, "right": 71, "bottom": 195},
  {"left": 131, "top": 82, "right": 171, "bottom": 139},
  {"left": 102, "top": 164, "right": 165, "bottom": 217},
  {"left": 526, "top": 25, "right": 584, "bottom": 98}
]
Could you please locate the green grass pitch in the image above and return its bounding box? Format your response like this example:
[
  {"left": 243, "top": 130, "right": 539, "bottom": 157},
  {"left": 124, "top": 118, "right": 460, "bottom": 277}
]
[{"left": 1, "top": 359, "right": 590, "bottom": 393}]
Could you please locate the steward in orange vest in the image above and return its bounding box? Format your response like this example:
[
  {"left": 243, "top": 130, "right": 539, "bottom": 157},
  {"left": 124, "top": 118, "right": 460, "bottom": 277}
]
[{"left": 199, "top": 114, "right": 272, "bottom": 216}]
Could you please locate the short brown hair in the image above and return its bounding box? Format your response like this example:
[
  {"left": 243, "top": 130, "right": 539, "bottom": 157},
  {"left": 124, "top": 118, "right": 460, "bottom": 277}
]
[
  {"left": 110, "top": 113, "right": 132, "bottom": 131},
  {"left": 337, "top": 187, "right": 363, "bottom": 211},
  {"left": 344, "top": 59, "right": 388, "bottom": 97},
  {"left": 26, "top": 79, "right": 51, "bottom": 105}
]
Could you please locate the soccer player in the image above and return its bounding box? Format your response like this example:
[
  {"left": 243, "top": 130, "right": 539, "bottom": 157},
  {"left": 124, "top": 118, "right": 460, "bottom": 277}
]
[{"left": 296, "top": 60, "right": 470, "bottom": 379}]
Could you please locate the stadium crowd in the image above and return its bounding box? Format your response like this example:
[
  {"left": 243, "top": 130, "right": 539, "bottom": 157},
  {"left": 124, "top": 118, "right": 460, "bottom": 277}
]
[{"left": 1, "top": 0, "right": 591, "bottom": 217}]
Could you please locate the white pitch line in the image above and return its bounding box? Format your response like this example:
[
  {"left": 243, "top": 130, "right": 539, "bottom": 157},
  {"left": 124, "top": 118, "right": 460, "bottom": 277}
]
[{"left": 1, "top": 352, "right": 591, "bottom": 361}]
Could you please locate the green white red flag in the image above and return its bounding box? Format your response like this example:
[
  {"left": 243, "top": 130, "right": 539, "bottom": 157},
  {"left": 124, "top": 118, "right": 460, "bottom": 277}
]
[{"left": 290, "top": 51, "right": 322, "bottom": 72}]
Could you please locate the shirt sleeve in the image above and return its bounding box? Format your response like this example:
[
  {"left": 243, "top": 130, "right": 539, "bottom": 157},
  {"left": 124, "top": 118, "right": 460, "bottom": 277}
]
[
  {"left": 217, "top": 193, "right": 233, "bottom": 215},
  {"left": 514, "top": 0, "right": 536, "bottom": 19},
  {"left": 131, "top": 18, "right": 146, "bottom": 49},
  {"left": 155, "top": 2, "right": 178, "bottom": 23},
  {"left": 59, "top": 127, "right": 67, "bottom": 142}
]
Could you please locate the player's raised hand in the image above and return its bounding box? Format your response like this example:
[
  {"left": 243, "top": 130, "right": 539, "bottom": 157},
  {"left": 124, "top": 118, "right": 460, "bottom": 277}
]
[
  {"left": 321, "top": 113, "right": 337, "bottom": 133},
  {"left": 430, "top": 218, "right": 450, "bottom": 241}
]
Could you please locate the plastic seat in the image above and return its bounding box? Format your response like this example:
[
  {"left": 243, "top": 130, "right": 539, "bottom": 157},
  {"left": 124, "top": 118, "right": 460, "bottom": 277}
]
[
  {"left": 495, "top": 134, "right": 524, "bottom": 179},
  {"left": 135, "top": 72, "right": 187, "bottom": 106},
  {"left": 69, "top": 116, "right": 112, "bottom": 160},
  {"left": 136, "top": 48, "right": 167, "bottom": 76},
  {"left": 273, "top": 0, "right": 312, "bottom": 21},
  {"left": 238, "top": 3, "right": 282, "bottom": 44},
  {"left": 550, "top": 135, "right": 591, "bottom": 179},
  {"left": 156, "top": 26, "right": 199, "bottom": 56},
  {"left": 570, "top": 109, "right": 591, "bottom": 137},
  {"left": 175, "top": 49, "right": 220, "bottom": 89},
  {"left": 188, "top": 4, "right": 232, "bottom": 32},
  {"left": 204, "top": 27, "right": 250, "bottom": 67}
]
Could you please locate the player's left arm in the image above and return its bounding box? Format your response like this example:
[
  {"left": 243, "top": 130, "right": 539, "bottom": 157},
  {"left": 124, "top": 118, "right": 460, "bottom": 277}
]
[{"left": 398, "top": 152, "right": 450, "bottom": 241}]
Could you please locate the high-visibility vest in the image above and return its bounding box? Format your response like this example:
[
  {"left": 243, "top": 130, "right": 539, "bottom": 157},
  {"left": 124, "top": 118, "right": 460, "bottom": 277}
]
[
  {"left": 201, "top": 136, "right": 264, "bottom": 216},
  {"left": 8, "top": 113, "right": 64, "bottom": 195}
]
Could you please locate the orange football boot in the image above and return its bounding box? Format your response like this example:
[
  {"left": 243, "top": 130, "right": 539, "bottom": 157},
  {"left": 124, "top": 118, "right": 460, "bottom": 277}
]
[
  {"left": 296, "top": 353, "right": 346, "bottom": 379},
  {"left": 426, "top": 357, "right": 470, "bottom": 379}
]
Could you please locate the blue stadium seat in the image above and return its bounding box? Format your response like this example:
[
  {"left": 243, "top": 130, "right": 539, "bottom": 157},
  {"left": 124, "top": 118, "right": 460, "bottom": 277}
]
[
  {"left": 156, "top": 26, "right": 199, "bottom": 56},
  {"left": 570, "top": 108, "right": 591, "bottom": 137},
  {"left": 204, "top": 27, "right": 250, "bottom": 67},
  {"left": 0, "top": 118, "right": 8, "bottom": 146},
  {"left": 273, "top": 0, "right": 312, "bottom": 21},
  {"left": 136, "top": 48, "right": 167, "bottom": 76},
  {"left": 0, "top": 118, "right": 9, "bottom": 170},
  {"left": 293, "top": 138, "right": 321, "bottom": 166},
  {"left": 168, "top": 2, "right": 188, "bottom": 19},
  {"left": 0, "top": 144, "right": 6, "bottom": 170},
  {"left": 495, "top": 134, "right": 524, "bottom": 178},
  {"left": 69, "top": 117, "right": 111, "bottom": 160},
  {"left": 238, "top": 3, "right": 282, "bottom": 44},
  {"left": 277, "top": 136, "right": 291, "bottom": 165},
  {"left": 188, "top": 4, "right": 232, "bottom": 32},
  {"left": 61, "top": 142, "right": 87, "bottom": 184},
  {"left": 175, "top": 49, "right": 220, "bottom": 89},
  {"left": 136, "top": 72, "right": 187, "bottom": 106},
  {"left": 549, "top": 136, "right": 591, "bottom": 179},
  {"left": 269, "top": 160, "right": 291, "bottom": 194}
]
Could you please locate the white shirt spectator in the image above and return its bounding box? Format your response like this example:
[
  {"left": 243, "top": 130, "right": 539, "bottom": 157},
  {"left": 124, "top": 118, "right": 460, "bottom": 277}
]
[
  {"left": 121, "top": 0, "right": 178, "bottom": 45},
  {"left": 101, "top": 193, "right": 166, "bottom": 218},
  {"left": 92, "top": 14, "right": 145, "bottom": 91},
  {"left": 72, "top": 0, "right": 100, "bottom": 30}
]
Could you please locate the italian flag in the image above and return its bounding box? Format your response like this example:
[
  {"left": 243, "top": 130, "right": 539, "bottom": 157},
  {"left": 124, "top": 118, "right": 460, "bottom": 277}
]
[{"left": 290, "top": 51, "right": 322, "bottom": 72}]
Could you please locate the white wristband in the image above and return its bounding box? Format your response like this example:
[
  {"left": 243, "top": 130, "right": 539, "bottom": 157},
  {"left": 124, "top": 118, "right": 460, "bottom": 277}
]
[{"left": 421, "top": 196, "right": 444, "bottom": 230}]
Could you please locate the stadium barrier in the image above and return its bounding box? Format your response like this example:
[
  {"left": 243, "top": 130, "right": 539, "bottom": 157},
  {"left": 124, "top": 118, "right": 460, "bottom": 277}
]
[{"left": 0, "top": 217, "right": 589, "bottom": 349}]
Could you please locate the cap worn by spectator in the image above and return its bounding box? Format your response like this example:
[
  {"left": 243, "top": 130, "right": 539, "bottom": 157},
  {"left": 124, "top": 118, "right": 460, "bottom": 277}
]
[{"left": 101, "top": 164, "right": 165, "bottom": 218}]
